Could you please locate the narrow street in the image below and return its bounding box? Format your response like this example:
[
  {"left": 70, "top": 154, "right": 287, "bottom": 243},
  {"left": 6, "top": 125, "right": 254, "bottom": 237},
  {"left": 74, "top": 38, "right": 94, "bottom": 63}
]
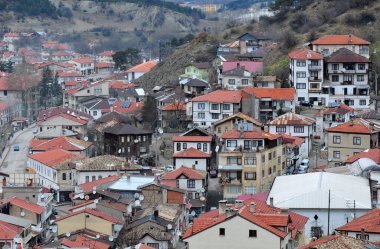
[{"left": 0, "top": 125, "right": 36, "bottom": 174}]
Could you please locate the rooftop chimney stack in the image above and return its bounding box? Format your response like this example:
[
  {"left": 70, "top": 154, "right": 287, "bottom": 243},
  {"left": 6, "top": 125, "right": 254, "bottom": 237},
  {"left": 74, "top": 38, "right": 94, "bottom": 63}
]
[
  {"left": 361, "top": 227, "right": 365, "bottom": 240},
  {"left": 235, "top": 199, "right": 244, "bottom": 209},
  {"left": 250, "top": 202, "right": 256, "bottom": 213},
  {"left": 369, "top": 122, "right": 375, "bottom": 131},
  {"left": 270, "top": 197, "right": 274, "bottom": 207},
  {"left": 218, "top": 200, "right": 227, "bottom": 215}
]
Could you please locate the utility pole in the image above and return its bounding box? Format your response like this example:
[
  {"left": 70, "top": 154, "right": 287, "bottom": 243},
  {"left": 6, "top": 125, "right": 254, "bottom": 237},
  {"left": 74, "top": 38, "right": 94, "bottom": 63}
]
[{"left": 327, "top": 189, "right": 331, "bottom": 235}]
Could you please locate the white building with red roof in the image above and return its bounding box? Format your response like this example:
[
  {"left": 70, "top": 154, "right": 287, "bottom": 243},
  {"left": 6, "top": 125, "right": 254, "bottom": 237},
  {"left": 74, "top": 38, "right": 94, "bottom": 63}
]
[
  {"left": 126, "top": 60, "right": 157, "bottom": 82},
  {"left": 183, "top": 198, "right": 308, "bottom": 249},
  {"left": 70, "top": 57, "right": 95, "bottom": 76},
  {"left": 190, "top": 90, "right": 242, "bottom": 128},
  {"left": 97, "top": 50, "right": 114, "bottom": 63},
  {"left": 288, "top": 48, "right": 324, "bottom": 104}
]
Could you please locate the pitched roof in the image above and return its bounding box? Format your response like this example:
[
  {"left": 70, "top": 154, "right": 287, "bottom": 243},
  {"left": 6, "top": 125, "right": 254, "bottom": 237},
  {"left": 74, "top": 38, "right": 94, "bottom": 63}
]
[
  {"left": 173, "top": 147, "right": 211, "bottom": 158},
  {"left": 30, "top": 137, "right": 92, "bottom": 152},
  {"left": 327, "top": 48, "right": 370, "bottom": 63},
  {"left": 288, "top": 48, "right": 323, "bottom": 60},
  {"left": 162, "top": 102, "right": 186, "bottom": 111},
  {"left": 55, "top": 208, "right": 123, "bottom": 224},
  {"left": 0, "top": 220, "right": 22, "bottom": 239},
  {"left": 6, "top": 197, "right": 44, "bottom": 214},
  {"left": 96, "top": 62, "right": 113, "bottom": 68},
  {"left": 73, "top": 57, "right": 94, "bottom": 64},
  {"left": 191, "top": 90, "right": 242, "bottom": 103},
  {"left": 213, "top": 112, "right": 263, "bottom": 127},
  {"left": 98, "top": 50, "right": 114, "bottom": 56},
  {"left": 63, "top": 235, "right": 110, "bottom": 249},
  {"left": 267, "top": 112, "right": 315, "bottom": 125},
  {"left": 183, "top": 78, "right": 209, "bottom": 87},
  {"left": 222, "top": 61, "right": 263, "bottom": 74},
  {"left": 222, "top": 66, "right": 251, "bottom": 77},
  {"left": 38, "top": 106, "right": 92, "bottom": 121},
  {"left": 103, "top": 123, "right": 151, "bottom": 135},
  {"left": 28, "top": 149, "right": 83, "bottom": 167},
  {"left": 279, "top": 133, "right": 304, "bottom": 148},
  {"left": 222, "top": 130, "right": 279, "bottom": 140},
  {"left": 79, "top": 175, "right": 121, "bottom": 192},
  {"left": 39, "top": 113, "right": 88, "bottom": 125},
  {"left": 190, "top": 62, "right": 211, "bottom": 69},
  {"left": 172, "top": 135, "right": 212, "bottom": 142},
  {"left": 327, "top": 119, "right": 378, "bottom": 134},
  {"left": 298, "top": 234, "right": 378, "bottom": 249},
  {"left": 345, "top": 149, "right": 380, "bottom": 165},
  {"left": 113, "top": 100, "right": 143, "bottom": 114},
  {"left": 321, "top": 103, "right": 354, "bottom": 115},
  {"left": 126, "top": 60, "right": 157, "bottom": 73},
  {"left": 336, "top": 208, "right": 380, "bottom": 234},
  {"left": 311, "top": 34, "right": 370, "bottom": 45},
  {"left": 58, "top": 71, "right": 81, "bottom": 77},
  {"left": 161, "top": 166, "right": 207, "bottom": 180},
  {"left": 242, "top": 88, "right": 295, "bottom": 101}
]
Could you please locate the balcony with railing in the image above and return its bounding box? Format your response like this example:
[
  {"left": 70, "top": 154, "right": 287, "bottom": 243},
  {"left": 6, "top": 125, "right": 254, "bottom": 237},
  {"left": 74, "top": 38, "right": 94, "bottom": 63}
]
[
  {"left": 308, "top": 77, "right": 322, "bottom": 82},
  {"left": 341, "top": 81, "right": 353, "bottom": 85},
  {"left": 218, "top": 164, "right": 243, "bottom": 171},
  {"left": 221, "top": 145, "right": 263, "bottom": 153},
  {"left": 308, "top": 65, "right": 322, "bottom": 70}
]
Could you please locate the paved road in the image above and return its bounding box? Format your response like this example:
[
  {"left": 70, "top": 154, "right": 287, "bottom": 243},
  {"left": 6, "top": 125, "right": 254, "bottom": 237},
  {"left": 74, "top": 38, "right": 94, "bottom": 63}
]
[{"left": 0, "top": 125, "right": 36, "bottom": 174}]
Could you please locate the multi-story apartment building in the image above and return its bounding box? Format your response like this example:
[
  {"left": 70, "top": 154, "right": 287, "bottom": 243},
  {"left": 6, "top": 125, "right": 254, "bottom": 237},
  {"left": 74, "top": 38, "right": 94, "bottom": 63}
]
[
  {"left": 190, "top": 90, "right": 242, "bottom": 128},
  {"left": 325, "top": 48, "right": 370, "bottom": 109},
  {"left": 70, "top": 58, "right": 95, "bottom": 76},
  {"left": 310, "top": 34, "right": 370, "bottom": 59},
  {"left": 241, "top": 88, "right": 296, "bottom": 122},
  {"left": 288, "top": 48, "right": 324, "bottom": 103},
  {"left": 326, "top": 119, "right": 379, "bottom": 167},
  {"left": 220, "top": 66, "right": 254, "bottom": 90},
  {"left": 218, "top": 128, "right": 286, "bottom": 199}
]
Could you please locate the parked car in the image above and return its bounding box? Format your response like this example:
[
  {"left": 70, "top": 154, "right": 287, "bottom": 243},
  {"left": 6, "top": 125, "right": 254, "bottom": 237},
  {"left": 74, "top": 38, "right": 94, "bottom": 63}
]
[
  {"left": 209, "top": 169, "right": 218, "bottom": 178},
  {"left": 300, "top": 101, "right": 313, "bottom": 107},
  {"left": 298, "top": 159, "right": 310, "bottom": 173},
  {"left": 13, "top": 145, "right": 20, "bottom": 151}
]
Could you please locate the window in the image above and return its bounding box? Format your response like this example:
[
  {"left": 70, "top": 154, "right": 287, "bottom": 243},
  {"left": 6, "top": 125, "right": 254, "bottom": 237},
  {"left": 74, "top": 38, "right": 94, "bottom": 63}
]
[
  {"left": 268, "top": 152, "right": 272, "bottom": 160},
  {"left": 245, "top": 172, "right": 256, "bottom": 180},
  {"left": 296, "top": 72, "right": 306, "bottom": 78},
  {"left": 223, "top": 104, "right": 230, "bottom": 110},
  {"left": 332, "top": 64, "right": 339, "bottom": 70},
  {"left": 333, "top": 151, "right": 340, "bottom": 159},
  {"left": 273, "top": 151, "right": 276, "bottom": 158},
  {"left": 357, "top": 75, "right": 364, "bottom": 82},
  {"left": 278, "top": 156, "right": 281, "bottom": 164},
  {"left": 147, "top": 243, "right": 159, "bottom": 249},
  {"left": 212, "top": 113, "right": 219, "bottom": 119},
  {"left": 227, "top": 157, "right": 242, "bottom": 165},
  {"left": 261, "top": 155, "right": 265, "bottom": 163},
  {"left": 203, "top": 143, "right": 207, "bottom": 152},
  {"left": 244, "top": 186, "right": 256, "bottom": 194},
  {"left": 219, "top": 228, "right": 225, "bottom": 236},
  {"left": 360, "top": 100, "right": 366, "bottom": 106},
  {"left": 242, "top": 79, "right": 249, "bottom": 85},
  {"left": 332, "top": 75, "right": 339, "bottom": 82},
  {"left": 98, "top": 175, "right": 102, "bottom": 180},
  {"left": 4, "top": 90, "right": 7, "bottom": 96},
  {"left": 296, "top": 83, "right": 306, "bottom": 89},
  {"left": 211, "top": 104, "right": 219, "bottom": 110},
  {"left": 226, "top": 140, "right": 237, "bottom": 147},
  {"left": 183, "top": 143, "right": 187, "bottom": 149},
  {"left": 92, "top": 176, "right": 96, "bottom": 181},
  {"left": 296, "top": 60, "right": 306, "bottom": 67},
  {"left": 198, "top": 113, "right": 205, "bottom": 119},
  {"left": 176, "top": 180, "right": 179, "bottom": 188},
  {"left": 177, "top": 143, "right": 181, "bottom": 151},
  {"left": 197, "top": 143, "right": 201, "bottom": 150},
  {"left": 356, "top": 234, "right": 369, "bottom": 240},
  {"left": 268, "top": 167, "right": 272, "bottom": 175},
  {"left": 140, "top": 147, "right": 147, "bottom": 153},
  {"left": 187, "top": 179, "right": 195, "bottom": 188},
  {"left": 294, "top": 126, "right": 304, "bottom": 133},
  {"left": 276, "top": 126, "right": 286, "bottom": 132},
  {"left": 261, "top": 170, "right": 265, "bottom": 177},
  {"left": 358, "top": 64, "right": 365, "bottom": 70},
  {"left": 85, "top": 176, "right": 90, "bottom": 183},
  {"left": 310, "top": 71, "right": 318, "bottom": 78},
  {"left": 228, "top": 79, "right": 235, "bottom": 85},
  {"left": 198, "top": 103, "right": 205, "bottom": 109},
  {"left": 333, "top": 136, "right": 341, "bottom": 144},
  {"left": 244, "top": 157, "right": 256, "bottom": 165},
  {"left": 218, "top": 127, "right": 222, "bottom": 133},
  {"left": 93, "top": 110, "right": 97, "bottom": 116},
  {"left": 62, "top": 173, "right": 66, "bottom": 180},
  {"left": 353, "top": 137, "right": 361, "bottom": 145},
  {"left": 310, "top": 83, "right": 319, "bottom": 89},
  {"left": 249, "top": 230, "right": 257, "bottom": 238}
]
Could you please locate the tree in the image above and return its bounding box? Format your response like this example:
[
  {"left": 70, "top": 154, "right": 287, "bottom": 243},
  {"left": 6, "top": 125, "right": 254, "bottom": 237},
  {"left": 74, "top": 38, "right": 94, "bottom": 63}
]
[
  {"left": 141, "top": 95, "right": 158, "bottom": 130},
  {"left": 112, "top": 48, "right": 141, "bottom": 70}
]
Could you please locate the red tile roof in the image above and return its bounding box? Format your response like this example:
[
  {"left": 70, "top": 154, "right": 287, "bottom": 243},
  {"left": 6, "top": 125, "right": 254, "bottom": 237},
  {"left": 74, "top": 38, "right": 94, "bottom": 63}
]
[
  {"left": 109, "top": 81, "right": 135, "bottom": 89},
  {"left": 98, "top": 51, "right": 114, "bottom": 56},
  {"left": 58, "top": 71, "right": 81, "bottom": 77},
  {"left": 267, "top": 112, "right": 315, "bottom": 125},
  {"left": 96, "top": 62, "right": 113, "bottom": 68},
  {"left": 64, "top": 81, "right": 79, "bottom": 86},
  {"left": 311, "top": 34, "right": 370, "bottom": 45},
  {"left": 6, "top": 197, "right": 44, "bottom": 214},
  {"left": 67, "top": 200, "right": 96, "bottom": 211},
  {"left": 30, "top": 137, "right": 91, "bottom": 152},
  {"left": 345, "top": 149, "right": 380, "bottom": 165},
  {"left": 279, "top": 133, "right": 304, "bottom": 148},
  {"left": 79, "top": 175, "right": 121, "bottom": 192},
  {"left": 162, "top": 102, "right": 186, "bottom": 111},
  {"left": 172, "top": 135, "right": 212, "bottom": 142},
  {"left": 28, "top": 149, "right": 83, "bottom": 167},
  {"left": 0, "top": 220, "right": 22, "bottom": 239},
  {"left": 39, "top": 113, "right": 88, "bottom": 125},
  {"left": 327, "top": 119, "right": 378, "bottom": 134},
  {"left": 73, "top": 57, "right": 94, "bottom": 64},
  {"left": 336, "top": 208, "right": 380, "bottom": 234},
  {"left": 113, "top": 100, "right": 143, "bottom": 114},
  {"left": 126, "top": 60, "right": 157, "bottom": 73},
  {"left": 62, "top": 235, "right": 110, "bottom": 249},
  {"left": 242, "top": 88, "right": 295, "bottom": 100},
  {"left": 321, "top": 103, "right": 354, "bottom": 115},
  {"left": 161, "top": 166, "right": 207, "bottom": 180},
  {"left": 173, "top": 147, "right": 211, "bottom": 158},
  {"left": 222, "top": 130, "right": 279, "bottom": 140},
  {"left": 191, "top": 90, "right": 242, "bottom": 103},
  {"left": 53, "top": 51, "right": 72, "bottom": 56},
  {"left": 298, "top": 234, "right": 378, "bottom": 249},
  {"left": 55, "top": 208, "right": 123, "bottom": 224},
  {"left": 288, "top": 48, "right": 323, "bottom": 60},
  {"left": 327, "top": 48, "right": 370, "bottom": 63}
]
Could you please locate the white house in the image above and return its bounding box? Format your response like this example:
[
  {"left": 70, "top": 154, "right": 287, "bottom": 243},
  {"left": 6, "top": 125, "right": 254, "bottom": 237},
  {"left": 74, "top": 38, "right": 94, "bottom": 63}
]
[
  {"left": 70, "top": 58, "right": 95, "bottom": 76},
  {"left": 190, "top": 90, "right": 242, "bottom": 128},
  {"left": 37, "top": 113, "right": 89, "bottom": 137},
  {"left": 126, "top": 60, "right": 157, "bottom": 82},
  {"left": 267, "top": 172, "right": 372, "bottom": 240},
  {"left": 267, "top": 112, "right": 316, "bottom": 157}
]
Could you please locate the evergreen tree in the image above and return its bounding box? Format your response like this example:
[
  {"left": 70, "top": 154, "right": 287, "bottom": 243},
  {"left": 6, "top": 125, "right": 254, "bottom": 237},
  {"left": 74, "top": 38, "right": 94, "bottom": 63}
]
[
  {"left": 40, "top": 68, "right": 54, "bottom": 107},
  {"left": 141, "top": 95, "right": 158, "bottom": 130}
]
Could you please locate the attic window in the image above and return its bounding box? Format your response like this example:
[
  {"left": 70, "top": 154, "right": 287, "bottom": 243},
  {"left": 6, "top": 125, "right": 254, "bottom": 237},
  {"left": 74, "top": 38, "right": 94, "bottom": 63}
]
[
  {"left": 249, "top": 230, "right": 257, "bottom": 238},
  {"left": 219, "top": 228, "right": 225, "bottom": 236}
]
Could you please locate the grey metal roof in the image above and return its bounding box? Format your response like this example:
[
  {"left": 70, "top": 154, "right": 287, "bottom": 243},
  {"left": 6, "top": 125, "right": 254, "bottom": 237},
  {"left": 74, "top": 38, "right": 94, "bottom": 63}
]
[
  {"left": 0, "top": 213, "right": 32, "bottom": 228},
  {"left": 103, "top": 123, "right": 152, "bottom": 135}
]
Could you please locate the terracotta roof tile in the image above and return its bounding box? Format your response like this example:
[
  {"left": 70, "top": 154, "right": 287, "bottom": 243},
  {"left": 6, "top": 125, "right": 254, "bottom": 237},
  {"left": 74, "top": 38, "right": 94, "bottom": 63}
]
[
  {"left": 172, "top": 136, "right": 212, "bottom": 142},
  {"left": 113, "top": 100, "right": 143, "bottom": 114},
  {"left": 267, "top": 112, "right": 315, "bottom": 125},
  {"left": 336, "top": 208, "right": 380, "bottom": 234},
  {"left": 55, "top": 208, "right": 123, "bottom": 224},
  {"left": 30, "top": 137, "right": 92, "bottom": 152},
  {"left": 96, "top": 62, "right": 113, "bottom": 68},
  {"left": 213, "top": 112, "right": 263, "bottom": 127},
  {"left": 173, "top": 147, "right": 211, "bottom": 158},
  {"left": 298, "top": 234, "right": 378, "bottom": 249},
  {"left": 162, "top": 102, "right": 186, "bottom": 111},
  {"left": 126, "top": 60, "right": 157, "bottom": 73},
  {"left": 62, "top": 235, "right": 110, "bottom": 249},
  {"left": 327, "top": 119, "right": 378, "bottom": 134},
  {"left": 79, "top": 175, "right": 121, "bottom": 192},
  {"left": 222, "top": 130, "right": 279, "bottom": 140},
  {"left": 6, "top": 197, "right": 44, "bottom": 214},
  {"left": 345, "top": 149, "right": 380, "bottom": 164},
  {"left": 191, "top": 90, "right": 242, "bottom": 103},
  {"left": 98, "top": 51, "right": 114, "bottom": 56},
  {"left": 279, "top": 133, "right": 304, "bottom": 148},
  {"left": 0, "top": 220, "right": 22, "bottom": 239},
  {"left": 327, "top": 48, "right": 370, "bottom": 63},
  {"left": 311, "top": 34, "right": 370, "bottom": 45},
  {"left": 321, "top": 103, "right": 354, "bottom": 115},
  {"left": 288, "top": 48, "right": 323, "bottom": 60},
  {"left": 73, "top": 57, "right": 94, "bottom": 64},
  {"left": 242, "top": 88, "right": 295, "bottom": 100},
  {"left": 161, "top": 166, "right": 207, "bottom": 180},
  {"left": 28, "top": 149, "right": 83, "bottom": 167},
  {"left": 67, "top": 200, "right": 96, "bottom": 211}
]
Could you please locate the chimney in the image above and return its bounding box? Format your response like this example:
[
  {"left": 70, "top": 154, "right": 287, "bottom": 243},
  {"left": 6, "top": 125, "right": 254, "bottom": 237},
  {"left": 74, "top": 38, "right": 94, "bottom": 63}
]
[
  {"left": 250, "top": 202, "right": 256, "bottom": 213},
  {"left": 226, "top": 208, "right": 238, "bottom": 218},
  {"left": 235, "top": 199, "right": 244, "bottom": 209},
  {"left": 192, "top": 164, "right": 196, "bottom": 170},
  {"left": 360, "top": 227, "right": 365, "bottom": 240},
  {"left": 270, "top": 197, "right": 274, "bottom": 207},
  {"left": 218, "top": 200, "right": 227, "bottom": 215},
  {"left": 239, "top": 128, "right": 244, "bottom": 138},
  {"left": 237, "top": 62, "right": 240, "bottom": 68},
  {"left": 349, "top": 119, "right": 354, "bottom": 126},
  {"left": 348, "top": 34, "right": 352, "bottom": 43},
  {"left": 369, "top": 122, "right": 375, "bottom": 131},
  {"left": 2, "top": 177, "right": 6, "bottom": 187}
]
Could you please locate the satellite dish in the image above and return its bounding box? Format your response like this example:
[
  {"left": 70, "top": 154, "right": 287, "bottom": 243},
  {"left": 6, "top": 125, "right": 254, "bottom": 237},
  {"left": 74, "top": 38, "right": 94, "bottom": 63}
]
[
  {"left": 167, "top": 224, "right": 173, "bottom": 230},
  {"left": 66, "top": 232, "right": 71, "bottom": 237},
  {"left": 139, "top": 195, "right": 145, "bottom": 201},
  {"left": 84, "top": 136, "right": 88, "bottom": 141},
  {"left": 134, "top": 193, "right": 140, "bottom": 199},
  {"left": 158, "top": 128, "right": 163, "bottom": 134},
  {"left": 127, "top": 206, "right": 132, "bottom": 214},
  {"left": 200, "top": 196, "right": 206, "bottom": 202},
  {"left": 96, "top": 234, "right": 100, "bottom": 239},
  {"left": 134, "top": 200, "right": 141, "bottom": 206},
  {"left": 190, "top": 211, "right": 196, "bottom": 216},
  {"left": 79, "top": 193, "right": 84, "bottom": 199},
  {"left": 20, "top": 211, "right": 25, "bottom": 217},
  {"left": 108, "top": 236, "right": 114, "bottom": 242},
  {"left": 114, "top": 224, "right": 122, "bottom": 232},
  {"left": 92, "top": 187, "right": 97, "bottom": 194}
]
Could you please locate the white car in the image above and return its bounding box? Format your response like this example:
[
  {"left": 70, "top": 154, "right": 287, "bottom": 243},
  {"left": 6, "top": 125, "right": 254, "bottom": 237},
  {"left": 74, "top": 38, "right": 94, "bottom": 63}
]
[{"left": 298, "top": 159, "right": 310, "bottom": 174}]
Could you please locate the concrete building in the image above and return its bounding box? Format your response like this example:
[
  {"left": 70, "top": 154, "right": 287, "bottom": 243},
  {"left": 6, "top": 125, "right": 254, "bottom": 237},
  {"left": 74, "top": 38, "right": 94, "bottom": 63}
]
[
  {"left": 213, "top": 112, "right": 263, "bottom": 138},
  {"left": 220, "top": 66, "right": 254, "bottom": 90},
  {"left": 126, "top": 60, "right": 157, "bottom": 82},
  {"left": 70, "top": 57, "right": 95, "bottom": 76}
]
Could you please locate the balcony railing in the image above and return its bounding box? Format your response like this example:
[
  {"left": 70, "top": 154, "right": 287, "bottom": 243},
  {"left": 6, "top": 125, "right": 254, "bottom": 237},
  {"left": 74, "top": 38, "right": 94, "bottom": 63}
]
[
  {"left": 259, "top": 105, "right": 273, "bottom": 110},
  {"left": 221, "top": 146, "right": 264, "bottom": 153},
  {"left": 218, "top": 164, "right": 243, "bottom": 171},
  {"left": 309, "top": 65, "right": 322, "bottom": 70},
  {"left": 308, "top": 77, "right": 322, "bottom": 82},
  {"left": 341, "top": 81, "right": 353, "bottom": 85},
  {"left": 309, "top": 88, "right": 321, "bottom": 93}
]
